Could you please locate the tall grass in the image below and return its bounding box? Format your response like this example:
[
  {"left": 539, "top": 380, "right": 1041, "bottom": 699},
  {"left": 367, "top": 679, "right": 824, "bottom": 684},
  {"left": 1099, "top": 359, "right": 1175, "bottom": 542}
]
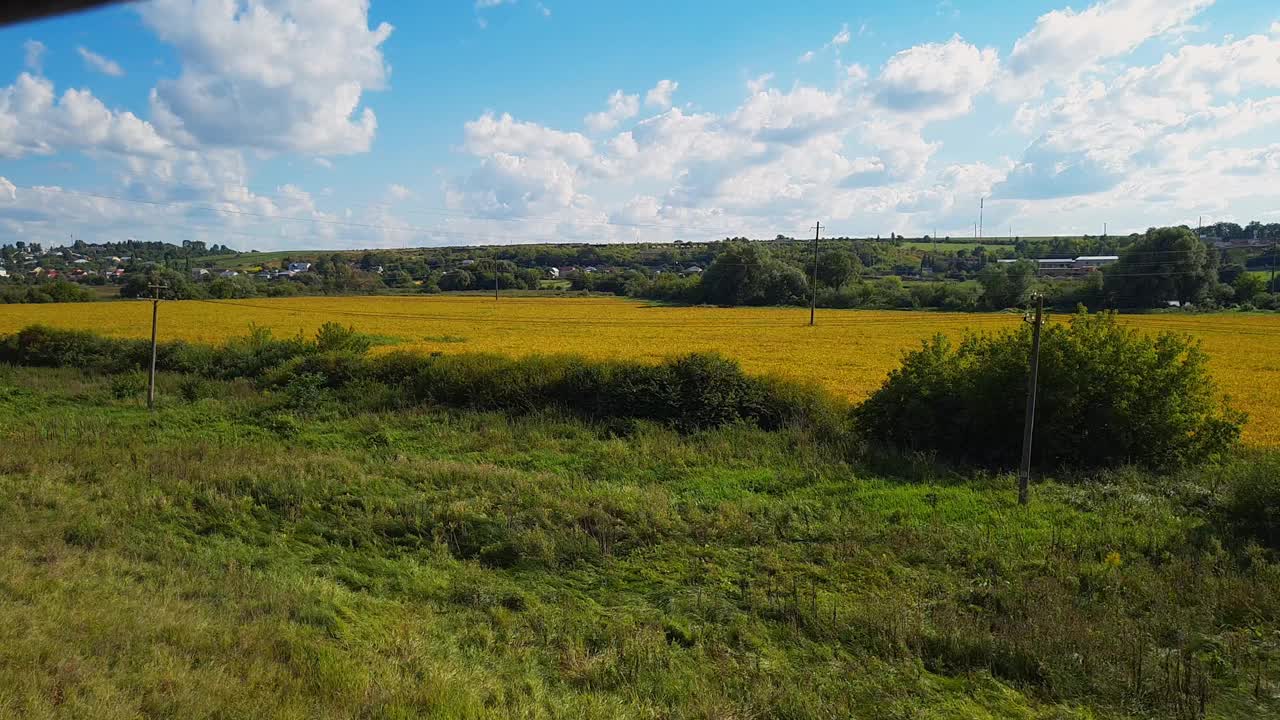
[{"left": 0, "top": 364, "right": 1277, "bottom": 718}]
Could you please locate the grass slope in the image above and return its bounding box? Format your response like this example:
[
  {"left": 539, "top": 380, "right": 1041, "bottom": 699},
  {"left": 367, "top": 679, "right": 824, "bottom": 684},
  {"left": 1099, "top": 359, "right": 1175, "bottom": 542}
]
[{"left": 0, "top": 367, "right": 1278, "bottom": 718}]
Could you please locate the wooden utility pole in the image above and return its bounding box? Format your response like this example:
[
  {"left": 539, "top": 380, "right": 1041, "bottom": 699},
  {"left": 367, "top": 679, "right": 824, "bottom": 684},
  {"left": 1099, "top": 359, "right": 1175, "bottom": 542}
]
[
  {"left": 1018, "top": 293, "right": 1044, "bottom": 505},
  {"left": 147, "top": 282, "right": 168, "bottom": 411},
  {"left": 495, "top": 265, "right": 499, "bottom": 300},
  {"left": 810, "top": 222, "right": 822, "bottom": 326},
  {"left": 1271, "top": 240, "right": 1277, "bottom": 292}
]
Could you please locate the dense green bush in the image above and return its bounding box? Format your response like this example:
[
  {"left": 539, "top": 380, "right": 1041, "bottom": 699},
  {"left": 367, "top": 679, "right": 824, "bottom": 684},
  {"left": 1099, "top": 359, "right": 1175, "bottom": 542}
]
[
  {"left": 0, "top": 325, "right": 151, "bottom": 372},
  {"left": 626, "top": 273, "right": 702, "bottom": 304},
  {"left": 1220, "top": 453, "right": 1280, "bottom": 549},
  {"left": 365, "top": 350, "right": 841, "bottom": 434},
  {"left": 856, "top": 310, "right": 1243, "bottom": 470},
  {"left": 0, "top": 324, "right": 844, "bottom": 436},
  {"left": 109, "top": 371, "right": 147, "bottom": 401}
]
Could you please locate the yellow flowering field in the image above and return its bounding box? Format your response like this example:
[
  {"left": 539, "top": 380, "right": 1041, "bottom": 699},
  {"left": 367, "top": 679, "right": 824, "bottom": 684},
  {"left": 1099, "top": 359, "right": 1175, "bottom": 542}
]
[{"left": 2, "top": 295, "right": 1277, "bottom": 445}]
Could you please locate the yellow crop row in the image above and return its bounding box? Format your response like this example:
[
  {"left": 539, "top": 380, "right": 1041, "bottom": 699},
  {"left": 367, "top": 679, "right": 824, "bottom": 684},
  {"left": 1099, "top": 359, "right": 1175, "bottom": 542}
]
[{"left": 1, "top": 295, "right": 1276, "bottom": 445}]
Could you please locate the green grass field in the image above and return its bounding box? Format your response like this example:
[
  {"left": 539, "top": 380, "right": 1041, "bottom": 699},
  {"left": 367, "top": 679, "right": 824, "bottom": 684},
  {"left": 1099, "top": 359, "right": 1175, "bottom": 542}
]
[{"left": 1, "top": 359, "right": 1277, "bottom": 719}]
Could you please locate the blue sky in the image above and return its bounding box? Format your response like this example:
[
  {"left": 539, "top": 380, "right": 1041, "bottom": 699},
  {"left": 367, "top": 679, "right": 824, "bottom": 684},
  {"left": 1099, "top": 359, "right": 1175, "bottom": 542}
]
[{"left": 1, "top": 0, "right": 1278, "bottom": 250}]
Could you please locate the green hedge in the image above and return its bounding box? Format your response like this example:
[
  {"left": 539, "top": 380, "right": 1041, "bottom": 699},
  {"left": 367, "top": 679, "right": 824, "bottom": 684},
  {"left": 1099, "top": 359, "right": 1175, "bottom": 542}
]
[{"left": 0, "top": 324, "right": 844, "bottom": 436}]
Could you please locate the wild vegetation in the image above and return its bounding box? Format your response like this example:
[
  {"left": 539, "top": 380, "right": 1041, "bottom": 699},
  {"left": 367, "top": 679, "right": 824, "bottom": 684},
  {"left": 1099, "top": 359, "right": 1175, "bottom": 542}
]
[
  {"left": 1, "top": 295, "right": 1277, "bottom": 445},
  {"left": 0, "top": 321, "right": 1278, "bottom": 718}
]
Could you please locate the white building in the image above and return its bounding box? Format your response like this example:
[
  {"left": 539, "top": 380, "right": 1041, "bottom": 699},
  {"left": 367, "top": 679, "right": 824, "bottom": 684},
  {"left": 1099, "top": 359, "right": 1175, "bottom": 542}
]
[{"left": 287, "top": 262, "right": 312, "bottom": 273}]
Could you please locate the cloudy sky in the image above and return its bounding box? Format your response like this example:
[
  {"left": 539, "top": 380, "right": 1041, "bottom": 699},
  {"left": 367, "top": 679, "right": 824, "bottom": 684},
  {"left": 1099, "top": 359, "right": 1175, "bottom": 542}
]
[{"left": 1, "top": 0, "right": 1278, "bottom": 250}]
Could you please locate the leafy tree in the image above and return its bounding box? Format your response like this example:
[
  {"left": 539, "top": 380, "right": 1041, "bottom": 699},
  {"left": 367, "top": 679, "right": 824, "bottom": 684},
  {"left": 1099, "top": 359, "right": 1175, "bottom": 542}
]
[
  {"left": 1232, "top": 272, "right": 1266, "bottom": 305},
  {"left": 119, "top": 268, "right": 203, "bottom": 300},
  {"left": 383, "top": 270, "right": 414, "bottom": 288},
  {"left": 814, "top": 250, "right": 858, "bottom": 288},
  {"left": 207, "top": 276, "right": 259, "bottom": 299},
  {"left": 438, "top": 269, "right": 473, "bottom": 291},
  {"left": 977, "top": 260, "right": 1035, "bottom": 309},
  {"left": 1218, "top": 262, "right": 1247, "bottom": 285},
  {"left": 702, "top": 241, "right": 807, "bottom": 306},
  {"left": 1104, "top": 226, "right": 1217, "bottom": 307}
]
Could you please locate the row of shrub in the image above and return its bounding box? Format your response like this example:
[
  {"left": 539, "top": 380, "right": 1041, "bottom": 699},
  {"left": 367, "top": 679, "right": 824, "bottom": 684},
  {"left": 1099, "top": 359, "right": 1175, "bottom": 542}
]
[
  {"left": 0, "top": 311, "right": 1246, "bottom": 473},
  {"left": 0, "top": 324, "right": 844, "bottom": 436},
  {"left": 0, "top": 280, "right": 95, "bottom": 304}
]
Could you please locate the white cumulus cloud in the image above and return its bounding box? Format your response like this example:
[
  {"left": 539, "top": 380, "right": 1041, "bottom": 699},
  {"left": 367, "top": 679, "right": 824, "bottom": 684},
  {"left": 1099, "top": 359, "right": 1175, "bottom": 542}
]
[
  {"left": 645, "top": 79, "right": 679, "bottom": 109},
  {"left": 139, "top": 0, "right": 393, "bottom": 156},
  {"left": 1005, "top": 0, "right": 1215, "bottom": 96},
  {"left": 874, "top": 35, "right": 999, "bottom": 120},
  {"left": 584, "top": 90, "right": 640, "bottom": 133},
  {"left": 0, "top": 73, "right": 170, "bottom": 159}
]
